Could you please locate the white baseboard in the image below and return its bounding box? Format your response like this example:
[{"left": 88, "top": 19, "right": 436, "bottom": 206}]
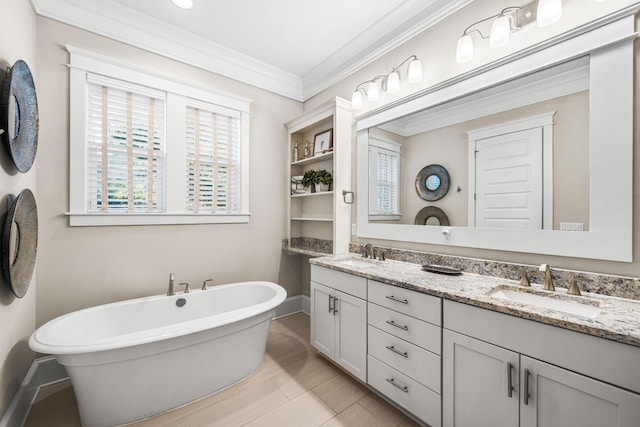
[
  {"left": 274, "top": 294, "right": 310, "bottom": 318},
  {"left": 0, "top": 356, "right": 68, "bottom": 427}
]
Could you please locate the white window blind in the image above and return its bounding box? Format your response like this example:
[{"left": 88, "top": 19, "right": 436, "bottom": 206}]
[
  {"left": 376, "top": 150, "right": 398, "bottom": 214},
  {"left": 69, "top": 47, "right": 252, "bottom": 226},
  {"left": 368, "top": 138, "right": 401, "bottom": 220},
  {"left": 186, "top": 105, "right": 242, "bottom": 213},
  {"left": 86, "top": 79, "right": 166, "bottom": 212}
]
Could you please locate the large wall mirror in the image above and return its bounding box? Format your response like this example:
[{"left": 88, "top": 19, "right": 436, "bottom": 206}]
[{"left": 356, "top": 11, "right": 636, "bottom": 262}]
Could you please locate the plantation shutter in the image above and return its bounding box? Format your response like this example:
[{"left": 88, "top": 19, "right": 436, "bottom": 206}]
[
  {"left": 186, "top": 104, "right": 242, "bottom": 213},
  {"left": 376, "top": 150, "right": 399, "bottom": 214},
  {"left": 368, "top": 138, "right": 401, "bottom": 219},
  {"left": 86, "top": 75, "right": 166, "bottom": 212}
]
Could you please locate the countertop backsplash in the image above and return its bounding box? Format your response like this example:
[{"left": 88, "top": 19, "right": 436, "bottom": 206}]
[{"left": 348, "top": 243, "right": 640, "bottom": 301}]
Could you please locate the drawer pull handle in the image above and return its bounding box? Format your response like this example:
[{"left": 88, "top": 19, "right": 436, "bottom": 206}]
[
  {"left": 386, "top": 295, "right": 408, "bottom": 304},
  {"left": 386, "top": 377, "right": 408, "bottom": 393},
  {"left": 523, "top": 368, "right": 530, "bottom": 405},
  {"left": 507, "top": 362, "right": 513, "bottom": 398},
  {"left": 386, "top": 345, "right": 408, "bottom": 358},
  {"left": 386, "top": 320, "right": 409, "bottom": 331},
  {"left": 333, "top": 297, "right": 338, "bottom": 315}
]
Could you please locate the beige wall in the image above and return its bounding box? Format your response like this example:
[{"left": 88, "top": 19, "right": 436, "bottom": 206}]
[
  {"left": 35, "top": 17, "right": 302, "bottom": 326},
  {"left": 0, "top": 0, "right": 37, "bottom": 415},
  {"left": 305, "top": 0, "right": 640, "bottom": 278},
  {"left": 398, "top": 91, "right": 589, "bottom": 228}
]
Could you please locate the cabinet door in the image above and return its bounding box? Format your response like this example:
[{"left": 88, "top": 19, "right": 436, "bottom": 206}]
[
  {"left": 310, "top": 281, "right": 334, "bottom": 358},
  {"left": 520, "top": 356, "right": 640, "bottom": 427},
  {"left": 443, "top": 330, "right": 519, "bottom": 427},
  {"left": 334, "top": 290, "right": 367, "bottom": 382}
]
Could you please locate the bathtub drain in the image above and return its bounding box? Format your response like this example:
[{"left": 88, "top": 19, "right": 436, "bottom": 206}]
[{"left": 176, "top": 298, "right": 186, "bottom": 307}]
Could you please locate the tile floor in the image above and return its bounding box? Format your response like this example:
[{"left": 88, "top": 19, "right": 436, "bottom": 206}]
[{"left": 24, "top": 313, "right": 421, "bottom": 427}]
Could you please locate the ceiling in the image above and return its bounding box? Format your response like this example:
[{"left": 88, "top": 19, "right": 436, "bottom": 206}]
[{"left": 31, "top": 0, "right": 473, "bottom": 101}]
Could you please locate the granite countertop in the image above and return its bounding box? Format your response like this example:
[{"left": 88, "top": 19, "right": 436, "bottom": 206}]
[{"left": 310, "top": 254, "right": 640, "bottom": 348}]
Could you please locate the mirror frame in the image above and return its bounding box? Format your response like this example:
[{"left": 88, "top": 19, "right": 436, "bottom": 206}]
[{"left": 356, "top": 10, "right": 637, "bottom": 262}]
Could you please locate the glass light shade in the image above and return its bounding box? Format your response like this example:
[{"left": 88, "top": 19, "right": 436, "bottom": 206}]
[
  {"left": 387, "top": 71, "right": 400, "bottom": 93},
  {"left": 489, "top": 15, "right": 511, "bottom": 48},
  {"left": 367, "top": 81, "right": 380, "bottom": 102},
  {"left": 456, "top": 34, "right": 474, "bottom": 63},
  {"left": 537, "top": 0, "right": 562, "bottom": 27},
  {"left": 408, "top": 58, "right": 422, "bottom": 83},
  {"left": 351, "top": 90, "right": 363, "bottom": 109},
  {"left": 172, "top": 0, "right": 194, "bottom": 9}
]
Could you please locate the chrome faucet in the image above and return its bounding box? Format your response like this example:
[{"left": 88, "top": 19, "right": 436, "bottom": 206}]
[
  {"left": 362, "top": 243, "right": 374, "bottom": 259},
  {"left": 167, "top": 273, "right": 176, "bottom": 296},
  {"left": 539, "top": 264, "right": 555, "bottom": 291},
  {"left": 202, "top": 278, "right": 213, "bottom": 290}
]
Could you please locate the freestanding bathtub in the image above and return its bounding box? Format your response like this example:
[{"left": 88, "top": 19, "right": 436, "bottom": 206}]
[{"left": 29, "top": 281, "right": 286, "bottom": 427}]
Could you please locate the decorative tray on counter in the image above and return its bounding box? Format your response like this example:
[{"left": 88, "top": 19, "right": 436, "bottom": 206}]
[{"left": 421, "top": 264, "right": 462, "bottom": 275}]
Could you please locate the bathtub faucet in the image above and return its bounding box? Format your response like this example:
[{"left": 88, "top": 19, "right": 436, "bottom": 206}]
[
  {"left": 202, "top": 278, "right": 213, "bottom": 290},
  {"left": 167, "top": 273, "right": 176, "bottom": 296}
]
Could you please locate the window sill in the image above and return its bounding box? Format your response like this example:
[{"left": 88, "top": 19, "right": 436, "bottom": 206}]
[
  {"left": 66, "top": 212, "right": 251, "bottom": 227},
  {"left": 369, "top": 214, "right": 401, "bottom": 221}
]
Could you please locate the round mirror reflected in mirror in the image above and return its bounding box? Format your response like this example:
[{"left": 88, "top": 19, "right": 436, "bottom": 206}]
[
  {"left": 415, "top": 164, "right": 450, "bottom": 201},
  {"left": 414, "top": 206, "right": 450, "bottom": 226},
  {"left": 425, "top": 174, "right": 440, "bottom": 191},
  {"left": 425, "top": 216, "right": 441, "bottom": 226},
  {"left": 8, "top": 95, "right": 19, "bottom": 140}
]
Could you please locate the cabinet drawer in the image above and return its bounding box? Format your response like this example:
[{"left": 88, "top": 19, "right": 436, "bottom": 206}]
[
  {"left": 368, "top": 355, "right": 441, "bottom": 427},
  {"left": 368, "top": 280, "right": 441, "bottom": 325},
  {"left": 368, "top": 302, "right": 441, "bottom": 355},
  {"left": 368, "top": 325, "right": 441, "bottom": 393},
  {"left": 311, "top": 265, "right": 366, "bottom": 299}
]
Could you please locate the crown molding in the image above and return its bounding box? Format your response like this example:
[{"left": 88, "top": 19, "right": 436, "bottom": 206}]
[
  {"left": 31, "top": 0, "right": 304, "bottom": 100},
  {"left": 31, "top": 0, "right": 471, "bottom": 102}
]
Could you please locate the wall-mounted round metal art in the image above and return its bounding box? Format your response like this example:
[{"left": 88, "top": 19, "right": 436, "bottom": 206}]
[
  {"left": 414, "top": 206, "right": 450, "bottom": 226},
  {"left": 415, "top": 164, "right": 450, "bottom": 201},
  {"left": 2, "top": 189, "right": 38, "bottom": 298},
  {"left": 0, "top": 60, "right": 39, "bottom": 173}
]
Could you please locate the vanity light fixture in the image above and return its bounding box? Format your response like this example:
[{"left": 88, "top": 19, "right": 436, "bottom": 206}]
[
  {"left": 456, "top": 0, "right": 564, "bottom": 63},
  {"left": 171, "top": 0, "right": 193, "bottom": 9},
  {"left": 351, "top": 55, "right": 422, "bottom": 110},
  {"left": 536, "top": 0, "right": 562, "bottom": 27}
]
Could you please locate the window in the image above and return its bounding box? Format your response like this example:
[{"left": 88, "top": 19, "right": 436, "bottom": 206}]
[
  {"left": 186, "top": 104, "right": 242, "bottom": 213},
  {"left": 68, "top": 47, "right": 251, "bottom": 226},
  {"left": 368, "top": 138, "right": 401, "bottom": 221},
  {"left": 86, "top": 76, "right": 166, "bottom": 213}
]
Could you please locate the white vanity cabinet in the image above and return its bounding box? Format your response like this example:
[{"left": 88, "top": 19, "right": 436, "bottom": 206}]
[
  {"left": 367, "top": 280, "right": 443, "bottom": 427},
  {"left": 443, "top": 300, "right": 640, "bottom": 427},
  {"left": 310, "top": 265, "right": 367, "bottom": 382}
]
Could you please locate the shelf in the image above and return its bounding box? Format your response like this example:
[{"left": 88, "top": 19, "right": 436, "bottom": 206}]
[
  {"left": 291, "top": 191, "right": 333, "bottom": 198},
  {"left": 291, "top": 151, "right": 333, "bottom": 166},
  {"left": 291, "top": 217, "right": 333, "bottom": 222}
]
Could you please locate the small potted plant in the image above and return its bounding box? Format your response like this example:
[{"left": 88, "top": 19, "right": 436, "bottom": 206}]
[
  {"left": 314, "top": 169, "right": 333, "bottom": 192},
  {"left": 301, "top": 170, "right": 317, "bottom": 193}
]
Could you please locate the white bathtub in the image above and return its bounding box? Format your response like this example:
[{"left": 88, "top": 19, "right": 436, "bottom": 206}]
[{"left": 29, "top": 281, "right": 287, "bottom": 427}]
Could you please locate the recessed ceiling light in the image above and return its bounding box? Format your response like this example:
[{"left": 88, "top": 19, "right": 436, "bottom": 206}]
[{"left": 171, "top": 0, "right": 193, "bottom": 9}]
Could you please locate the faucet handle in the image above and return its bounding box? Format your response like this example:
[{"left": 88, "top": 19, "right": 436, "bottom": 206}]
[
  {"left": 202, "top": 278, "right": 213, "bottom": 290},
  {"left": 179, "top": 282, "right": 190, "bottom": 294},
  {"left": 376, "top": 249, "right": 386, "bottom": 261},
  {"left": 519, "top": 271, "right": 531, "bottom": 287},
  {"left": 567, "top": 277, "right": 593, "bottom": 296},
  {"left": 539, "top": 264, "right": 555, "bottom": 291}
]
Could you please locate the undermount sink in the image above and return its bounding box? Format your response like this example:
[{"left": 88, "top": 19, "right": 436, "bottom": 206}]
[
  {"left": 489, "top": 287, "right": 601, "bottom": 319},
  {"left": 338, "top": 259, "right": 374, "bottom": 269}
]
